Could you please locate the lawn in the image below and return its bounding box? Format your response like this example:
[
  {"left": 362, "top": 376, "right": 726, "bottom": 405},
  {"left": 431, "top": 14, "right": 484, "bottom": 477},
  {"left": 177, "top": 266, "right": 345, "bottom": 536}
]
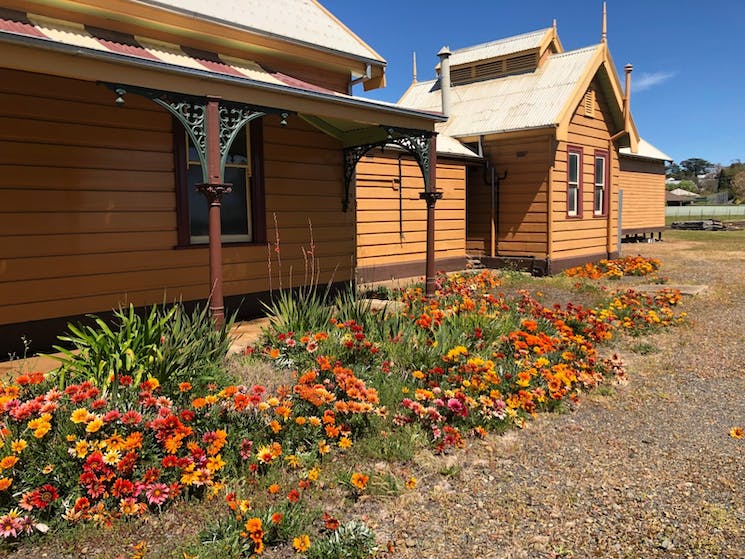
[{"left": 0, "top": 257, "right": 687, "bottom": 558}]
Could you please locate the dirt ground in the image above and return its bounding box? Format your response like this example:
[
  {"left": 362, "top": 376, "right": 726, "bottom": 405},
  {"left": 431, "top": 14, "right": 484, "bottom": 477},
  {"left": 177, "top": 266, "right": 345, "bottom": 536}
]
[{"left": 360, "top": 231, "right": 745, "bottom": 559}]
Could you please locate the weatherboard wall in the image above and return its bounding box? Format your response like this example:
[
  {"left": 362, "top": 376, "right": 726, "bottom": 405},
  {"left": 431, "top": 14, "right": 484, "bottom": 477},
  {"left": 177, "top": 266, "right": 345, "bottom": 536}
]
[
  {"left": 0, "top": 68, "right": 353, "bottom": 327},
  {"left": 619, "top": 156, "right": 666, "bottom": 235},
  {"left": 550, "top": 79, "right": 619, "bottom": 269},
  {"left": 355, "top": 150, "right": 467, "bottom": 282}
]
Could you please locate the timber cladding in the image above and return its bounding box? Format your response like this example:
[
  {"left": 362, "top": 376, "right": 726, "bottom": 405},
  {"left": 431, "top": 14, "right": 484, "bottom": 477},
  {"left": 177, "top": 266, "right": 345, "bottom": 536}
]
[
  {"left": 619, "top": 156, "right": 666, "bottom": 233},
  {"left": 551, "top": 80, "right": 619, "bottom": 262},
  {"left": 467, "top": 134, "right": 552, "bottom": 258},
  {"left": 0, "top": 68, "right": 353, "bottom": 328},
  {"left": 355, "top": 150, "right": 466, "bottom": 280}
]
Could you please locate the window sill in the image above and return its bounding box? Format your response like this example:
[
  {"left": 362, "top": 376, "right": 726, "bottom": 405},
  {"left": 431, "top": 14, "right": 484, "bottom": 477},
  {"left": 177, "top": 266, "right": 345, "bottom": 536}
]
[{"left": 174, "top": 241, "right": 267, "bottom": 250}]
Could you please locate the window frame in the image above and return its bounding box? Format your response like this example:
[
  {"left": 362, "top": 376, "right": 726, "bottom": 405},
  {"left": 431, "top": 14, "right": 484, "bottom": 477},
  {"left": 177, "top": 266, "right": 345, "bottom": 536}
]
[
  {"left": 593, "top": 150, "right": 609, "bottom": 217},
  {"left": 566, "top": 146, "right": 582, "bottom": 218},
  {"left": 174, "top": 117, "right": 266, "bottom": 248}
]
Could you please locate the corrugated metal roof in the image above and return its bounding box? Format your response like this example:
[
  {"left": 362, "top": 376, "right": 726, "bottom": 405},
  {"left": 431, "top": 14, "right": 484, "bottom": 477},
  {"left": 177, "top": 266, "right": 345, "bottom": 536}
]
[
  {"left": 0, "top": 11, "right": 441, "bottom": 125},
  {"left": 141, "top": 0, "right": 384, "bottom": 63},
  {"left": 447, "top": 28, "right": 552, "bottom": 67},
  {"left": 402, "top": 45, "right": 600, "bottom": 138},
  {"left": 620, "top": 138, "right": 672, "bottom": 162}
]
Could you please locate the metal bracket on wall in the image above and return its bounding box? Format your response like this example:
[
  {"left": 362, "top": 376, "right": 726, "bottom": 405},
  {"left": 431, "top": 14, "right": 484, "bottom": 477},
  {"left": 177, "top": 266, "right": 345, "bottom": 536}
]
[
  {"left": 341, "top": 126, "right": 434, "bottom": 212},
  {"left": 100, "top": 82, "right": 288, "bottom": 182}
]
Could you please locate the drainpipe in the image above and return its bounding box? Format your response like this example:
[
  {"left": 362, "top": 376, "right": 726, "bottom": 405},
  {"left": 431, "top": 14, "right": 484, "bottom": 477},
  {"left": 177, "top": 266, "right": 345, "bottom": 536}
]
[
  {"left": 437, "top": 46, "right": 452, "bottom": 117},
  {"left": 420, "top": 135, "right": 442, "bottom": 298}
]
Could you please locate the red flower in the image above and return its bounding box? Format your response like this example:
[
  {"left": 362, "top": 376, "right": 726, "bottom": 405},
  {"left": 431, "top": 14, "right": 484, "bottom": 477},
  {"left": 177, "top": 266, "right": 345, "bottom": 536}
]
[{"left": 287, "top": 489, "right": 300, "bottom": 503}]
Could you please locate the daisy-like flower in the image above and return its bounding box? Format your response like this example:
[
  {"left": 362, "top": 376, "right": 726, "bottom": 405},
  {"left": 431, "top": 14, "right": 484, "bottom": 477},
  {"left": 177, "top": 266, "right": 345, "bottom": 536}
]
[
  {"left": 145, "top": 483, "right": 169, "bottom": 506},
  {"left": 0, "top": 478, "right": 12, "bottom": 491},
  {"left": 70, "top": 408, "right": 90, "bottom": 424},
  {"left": 350, "top": 472, "right": 369, "bottom": 490},
  {"left": 293, "top": 534, "right": 311, "bottom": 552},
  {"left": 0, "top": 511, "right": 22, "bottom": 538},
  {"left": 10, "top": 440, "right": 27, "bottom": 454},
  {"left": 103, "top": 449, "right": 121, "bottom": 465},
  {"left": 256, "top": 446, "right": 274, "bottom": 464},
  {"left": 405, "top": 477, "right": 417, "bottom": 490},
  {"left": 0, "top": 456, "right": 18, "bottom": 470},
  {"left": 730, "top": 426, "right": 744, "bottom": 439}
]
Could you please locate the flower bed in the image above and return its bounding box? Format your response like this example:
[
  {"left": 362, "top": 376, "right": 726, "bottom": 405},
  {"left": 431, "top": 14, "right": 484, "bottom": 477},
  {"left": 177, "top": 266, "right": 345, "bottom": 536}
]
[{"left": 0, "top": 258, "right": 685, "bottom": 556}]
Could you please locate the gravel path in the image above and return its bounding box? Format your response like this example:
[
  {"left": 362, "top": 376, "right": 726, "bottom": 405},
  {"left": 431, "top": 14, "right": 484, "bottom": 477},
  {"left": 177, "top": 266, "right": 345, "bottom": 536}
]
[{"left": 366, "top": 236, "right": 745, "bottom": 559}]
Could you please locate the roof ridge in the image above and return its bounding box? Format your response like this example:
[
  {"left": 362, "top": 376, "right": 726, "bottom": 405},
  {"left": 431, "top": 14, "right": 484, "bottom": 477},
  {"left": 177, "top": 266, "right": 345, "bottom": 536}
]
[{"left": 451, "top": 27, "right": 551, "bottom": 56}]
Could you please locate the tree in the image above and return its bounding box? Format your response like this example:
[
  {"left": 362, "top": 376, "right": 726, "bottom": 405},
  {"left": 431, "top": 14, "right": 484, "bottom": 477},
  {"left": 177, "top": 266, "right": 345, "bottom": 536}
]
[
  {"left": 665, "top": 161, "right": 682, "bottom": 179},
  {"left": 679, "top": 158, "right": 714, "bottom": 179},
  {"left": 731, "top": 171, "right": 745, "bottom": 202}
]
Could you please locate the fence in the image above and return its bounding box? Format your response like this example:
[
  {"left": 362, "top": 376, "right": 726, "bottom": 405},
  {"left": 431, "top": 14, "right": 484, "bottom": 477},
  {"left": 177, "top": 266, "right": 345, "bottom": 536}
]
[{"left": 666, "top": 205, "right": 745, "bottom": 219}]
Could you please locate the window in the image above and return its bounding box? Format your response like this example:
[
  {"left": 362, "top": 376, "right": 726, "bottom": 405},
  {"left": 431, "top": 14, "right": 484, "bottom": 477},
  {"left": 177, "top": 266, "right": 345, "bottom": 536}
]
[
  {"left": 175, "top": 118, "right": 265, "bottom": 246},
  {"left": 594, "top": 151, "right": 608, "bottom": 216},
  {"left": 567, "top": 147, "right": 582, "bottom": 217}
]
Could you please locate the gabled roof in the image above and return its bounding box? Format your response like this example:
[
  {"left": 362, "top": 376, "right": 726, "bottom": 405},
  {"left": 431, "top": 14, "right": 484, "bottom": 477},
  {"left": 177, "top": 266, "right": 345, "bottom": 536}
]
[
  {"left": 142, "top": 0, "right": 384, "bottom": 64},
  {"left": 620, "top": 138, "right": 672, "bottom": 162},
  {"left": 440, "top": 27, "right": 562, "bottom": 69},
  {"left": 401, "top": 45, "right": 602, "bottom": 138}
]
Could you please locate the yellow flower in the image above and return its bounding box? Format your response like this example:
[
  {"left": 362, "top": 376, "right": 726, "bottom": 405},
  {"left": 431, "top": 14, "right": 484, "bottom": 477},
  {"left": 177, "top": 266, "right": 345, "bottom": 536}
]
[
  {"left": 285, "top": 454, "right": 300, "bottom": 468},
  {"left": 412, "top": 370, "right": 425, "bottom": 380},
  {"left": 730, "top": 426, "right": 744, "bottom": 439},
  {"left": 70, "top": 408, "right": 90, "bottom": 424},
  {"left": 86, "top": 417, "right": 104, "bottom": 433},
  {"left": 308, "top": 416, "right": 321, "bottom": 427},
  {"left": 338, "top": 437, "right": 352, "bottom": 449},
  {"left": 307, "top": 466, "right": 320, "bottom": 482},
  {"left": 406, "top": 477, "right": 417, "bottom": 489},
  {"left": 103, "top": 450, "right": 121, "bottom": 465},
  {"left": 293, "top": 534, "right": 311, "bottom": 553},
  {"left": 42, "top": 464, "right": 55, "bottom": 474},
  {"left": 10, "top": 440, "right": 27, "bottom": 454},
  {"left": 74, "top": 440, "right": 89, "bottom": 458},
  {"left": 206, "top": 454, "right": 226, "bottom": 473},
  {"left": 318, "top": 440, "right": 330, "bottom": 455}
]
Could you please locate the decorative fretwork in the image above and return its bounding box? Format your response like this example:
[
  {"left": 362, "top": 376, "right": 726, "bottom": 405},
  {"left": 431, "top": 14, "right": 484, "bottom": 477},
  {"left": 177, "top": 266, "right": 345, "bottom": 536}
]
[
  {"left": 101, "top": 82, "right": 283, "bottom": 182},
  {"left": 342, "top": 127, "right": 434, "bottom": 212},
  {"left": 218, "top": 103, "right": 265, "bottom": 173}
]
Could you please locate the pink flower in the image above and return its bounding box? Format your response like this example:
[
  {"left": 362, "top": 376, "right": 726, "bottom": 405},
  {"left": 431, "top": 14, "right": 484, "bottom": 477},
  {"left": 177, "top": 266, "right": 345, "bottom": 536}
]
[
  {"left": 0, "top": 513, "right": 22, "bottom": 538},
  {"left": 146, "top": 483, "right": 169, "bottom": 506},
  {"left": 121, "top": 410, "right": 142, "bottom": 425}
]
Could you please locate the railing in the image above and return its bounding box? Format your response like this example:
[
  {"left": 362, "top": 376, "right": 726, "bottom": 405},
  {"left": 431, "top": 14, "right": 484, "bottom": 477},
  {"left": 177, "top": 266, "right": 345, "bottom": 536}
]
[{"left": 666, "top": 205, "right": 745, "bottom": 218}]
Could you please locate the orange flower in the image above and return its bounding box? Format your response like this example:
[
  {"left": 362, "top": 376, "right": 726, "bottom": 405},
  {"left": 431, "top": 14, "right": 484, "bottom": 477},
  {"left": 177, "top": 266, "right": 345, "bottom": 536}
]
[
  {"left": 405, "top": 477, "right": 417, "bottom": 490},
  {"left": 730, "top": 426, "right": 744, "bottom": 439},
  {"left": 0, "top": 456, "right": 17, "bottom": 470},
  {"left": 268, "top": 484, "right": 280, "bottom": 494},
  {"left": 0, "top": 477, "right": 12, "bottom": 491},
  {"left": 245, "top": 517, "right": 262, "bottom": 533},
  {"left": 271, "top": 512, "right": 283, "bottom": 524},
  {"left": 350, "top": 472, "right": 369, "bottom": 490},
  {"left": 179, "top": 382, "right": 192, "bottom": 392}
]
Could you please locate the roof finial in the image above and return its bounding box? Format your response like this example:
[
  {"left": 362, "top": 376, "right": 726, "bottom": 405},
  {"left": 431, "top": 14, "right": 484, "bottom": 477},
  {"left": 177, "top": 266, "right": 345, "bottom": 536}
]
[
  {"left": 552, "top": 18, "right": 557, "bottom": 32},
  {"left": 601, "top": 1, "right": 607, "bottom": 44},
  {"left": 412, "top": 51, "right": 417, "bottom": 83}
]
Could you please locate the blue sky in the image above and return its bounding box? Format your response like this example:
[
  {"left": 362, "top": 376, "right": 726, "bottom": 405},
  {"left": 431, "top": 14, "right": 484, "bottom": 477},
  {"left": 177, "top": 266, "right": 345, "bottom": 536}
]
[{"left": 324, "top": 0, "right": 744, "bottom": 167}]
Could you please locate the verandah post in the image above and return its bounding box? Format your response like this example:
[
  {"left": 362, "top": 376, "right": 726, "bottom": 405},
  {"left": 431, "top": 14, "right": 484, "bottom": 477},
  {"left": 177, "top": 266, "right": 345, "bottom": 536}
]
[
  {"left": 196, "top": 96, "right": 230, "bottom": 329},
  {"left": 420, "top": 135, "right": 441, "bottom": 298}
]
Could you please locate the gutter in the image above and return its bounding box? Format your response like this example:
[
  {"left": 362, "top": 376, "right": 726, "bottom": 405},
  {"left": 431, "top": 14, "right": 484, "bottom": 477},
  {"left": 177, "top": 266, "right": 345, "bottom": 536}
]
[{"left": 0, "top": 31, "right": 445, "bottom": 123}]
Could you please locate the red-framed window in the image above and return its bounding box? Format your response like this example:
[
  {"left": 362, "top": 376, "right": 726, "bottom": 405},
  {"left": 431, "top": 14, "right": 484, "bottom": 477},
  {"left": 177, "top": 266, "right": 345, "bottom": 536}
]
[
  {"left": 174, "top": 118, "right": 266, "bottom": 247},
  {"left": 567, "top": 146, "right": 582, "bottom": 217},
  {"left": 594, "top": 150, "right": 609, "bottom": 216}
]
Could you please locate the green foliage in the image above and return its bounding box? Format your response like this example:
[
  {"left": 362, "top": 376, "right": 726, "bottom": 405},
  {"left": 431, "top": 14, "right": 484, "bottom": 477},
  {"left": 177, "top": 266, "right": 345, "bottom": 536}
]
[
  {"left": 52, "top": 304, "right": 173, "bottom": 395},
  {"left": 307, "top": 521, "right": 377, "bottom": 559},
  {"left": 51, "top": 303, "right": 233, "bottom": 396},
  {"left": 262, "top": 285, "right": 333, "bottom": 338}
]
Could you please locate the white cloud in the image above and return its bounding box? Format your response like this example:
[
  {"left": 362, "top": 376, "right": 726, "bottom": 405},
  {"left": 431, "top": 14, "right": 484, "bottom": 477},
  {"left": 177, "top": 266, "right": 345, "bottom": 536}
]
[{"left": 633, "top": 71, "right": 676, "bottom": 92}]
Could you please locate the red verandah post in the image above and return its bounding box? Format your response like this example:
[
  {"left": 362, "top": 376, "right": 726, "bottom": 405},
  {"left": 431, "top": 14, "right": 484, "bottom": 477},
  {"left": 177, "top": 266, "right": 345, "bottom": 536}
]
[{"left": 196, "top": 96, "right": 230, "bottom": 329}]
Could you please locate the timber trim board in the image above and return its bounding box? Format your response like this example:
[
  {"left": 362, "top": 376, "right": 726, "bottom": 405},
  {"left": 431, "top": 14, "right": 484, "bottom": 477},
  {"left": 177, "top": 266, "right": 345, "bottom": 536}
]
[{"left": 356, "top": 256, "right": 467, "bottom": 284}]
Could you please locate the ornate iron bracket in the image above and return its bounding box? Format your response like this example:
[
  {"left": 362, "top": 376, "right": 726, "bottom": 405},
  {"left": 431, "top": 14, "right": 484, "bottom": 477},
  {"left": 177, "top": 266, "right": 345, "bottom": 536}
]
[
  {"left": 101, "top": 83, "right": 289, "bottom": 182},
  {"left": 342, "top": 127, "right": 435, "bottom": 212},
  {"left": 419, "top": 190, "right": 443, "bottom": 208}
]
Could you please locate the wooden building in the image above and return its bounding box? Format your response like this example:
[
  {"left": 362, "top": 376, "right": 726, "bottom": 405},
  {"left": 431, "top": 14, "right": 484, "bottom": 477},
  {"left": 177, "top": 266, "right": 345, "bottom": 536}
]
[
  {"left": 0, "top": 0, "right": 443, "bottom": 357},
  {"left": 355, "top": 137, "right": 480, "bottom": 283},
  {"left": 397, "top": 20, "right": 671, "bottom": 274}
]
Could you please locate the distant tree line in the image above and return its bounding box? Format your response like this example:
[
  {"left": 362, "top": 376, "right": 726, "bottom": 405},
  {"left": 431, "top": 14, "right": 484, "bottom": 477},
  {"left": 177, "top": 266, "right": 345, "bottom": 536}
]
[{"left": 666, "top": 158, "right": 745, "bottom": 201}]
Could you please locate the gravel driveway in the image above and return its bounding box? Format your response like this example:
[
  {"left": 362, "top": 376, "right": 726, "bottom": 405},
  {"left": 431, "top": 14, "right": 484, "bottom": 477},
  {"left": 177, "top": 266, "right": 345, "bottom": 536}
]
[{"left": 366, "top": 234, "right": 745, "bottom": 559}]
